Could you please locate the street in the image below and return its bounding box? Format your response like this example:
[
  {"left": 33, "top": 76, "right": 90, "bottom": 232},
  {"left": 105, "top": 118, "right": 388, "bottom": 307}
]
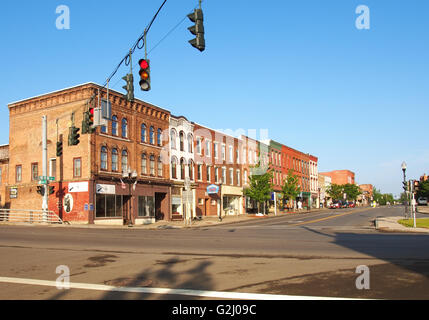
[{"left": 0, "top": 206, "right": 428, "bottom": 300}]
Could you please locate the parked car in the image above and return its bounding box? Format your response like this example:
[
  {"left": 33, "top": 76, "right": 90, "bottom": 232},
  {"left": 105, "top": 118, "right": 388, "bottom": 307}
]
[
  {"left": 330, "top": 202, "right": 340, "bottom": 209},
  {"left": 417, "top": 197, "right": 428, "bottom": 206},
  {"left": 348, "top": 202, "right": 356, "bottom": 208}
]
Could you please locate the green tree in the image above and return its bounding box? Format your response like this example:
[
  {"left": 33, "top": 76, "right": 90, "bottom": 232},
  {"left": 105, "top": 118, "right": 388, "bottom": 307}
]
[
  {"left": 281, "top": 169, "right": 301, "bottom": 210},
  {"left": 417, "top": 180, "right": 429, "bottom": 199},
  {"left": 372, "top": 187, "right": 383, "bottom": 203},
  {"left": 243, "top": 171, "right": 273, "bottom": 215},
  {"left": 343, "top": 184, "right": 362, "bottom": 201},
  {"left": 326, "top": 184, "right": 344, "bottom": 201}
]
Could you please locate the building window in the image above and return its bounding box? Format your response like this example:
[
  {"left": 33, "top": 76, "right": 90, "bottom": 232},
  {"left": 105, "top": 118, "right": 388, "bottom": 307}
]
[
  {"left": 150, "top": 126, "right": 155, "bottom": 145},
  {"left": 214, "top": 142, "right": 219, "bottom": 159},
  {"left": 207, "top": 166, "right": 211, "bottom": 183},
  {"left": 141, "top": 124, "right": 147, "bottom": 143},
  {"left": 222, "top": 144, "right": 226, "bottom": 161},
  {"left": 189, "top": 160, "right": 194, "bottom": 180},
  {"left": 73, "top": 158, "right": 81, "bottom": 178},
  {"left": 244, "top": 170, "right": 248, "bottom": 185},
  {"left": 215, "top": 167, "right": 219, "bottom": 183},
  {"left": 112, "top": 149, "right": 118, "bottom": 172},
  {"left": 229, "top": 168, "right": 234, "bottom": 185},
  {"left": 158, "top": 156, "right": 163, "bottom": 177},
  {"left": 197, "top": 164, "right": 202, "bottom": 181},
  {"left": 31, "top": 163, "right": 38, "bottom": 181},
  {"left": 141, "top": 154, "right": 147, "bottom": 175},
  {"left": 188, "top": 134, "right": 193, "bottom": 153},
  {"left": 196, "top": 137, "right": 202, "bottom": 154},
  {"left": 180, "top": 158, "right": 186, "bottom": 180},
  {"left": 157, "top": 129, "right": 162, "bottom": 147},
  {"left": 100, "top": 147, "right": 108, "bottom": 170},
  {"left": 150, "top": 155, "right": 155, "bottom": 175},
  {"left": 180, "top": 131, "right": 185, "bottom": 152},
  {"left": 206, "top": 140, "right": 211, "bottom": 157},
  {"left": 96, "top": 194, "right": 123, "bottom": 218},
  {"left": 171, "top": 157, "right": 178, "bottom": 179},
  {"left": 101, "top": 124, "right": 107, "bottom": 134},
  {"left": 16, "top": 165, "right": 22, "bottom": 183},
  {"left": 171, "top": 129, "right": 177, "bottom": 150},
  {"left": 121, "top": 118, "right": 128, "bottom": 138},
  {"left": 222, "top": 167, "right": 226, "bottom": 184},
  {"left": 112, "top": 116, "right": 118, "bottom": 136},
  {"left": 229, "top": 146, "right": 233, "bottom": 163},
  {"left": 138, "top": 196, "right": 155, "bottom": 217},
  {"left": 121, "top": 150, "right": 128, "bottom": 172},
  {"left": 237, "top": 170, "right": 241, "bottom": 186}
]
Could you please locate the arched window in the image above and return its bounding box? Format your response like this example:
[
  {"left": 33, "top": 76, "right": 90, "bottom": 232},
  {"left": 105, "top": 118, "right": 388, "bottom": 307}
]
[
  {"left": 179, "top": 131, "right": 185, "bottom": 152},
  {"left": 121, "top": 118, "right": 128, "bottom": 138},
  {"left": 100, "top": 147, "right": 108, "bottom": 170},
  {"left": 141, "top": 124, "right": 147, "bottom": 143},
  {"left": 170, "top": 129, "right": 177, "bottom": 150},
  {"left": 121, "top": 150, "right": 128, "bottom": 172},
  {"left": 150, "top": 126, "right": 155, "bottom": 145},
  {"left": 158, "top": 156, "right": 163, "bottom": 177},
  {"left": 157, "top": 129, "right": 162, "bottom": 147},
  {"left": 188, "top": 160, "right": 194, "bottom": 180},
  {"left": 112, "top": 116, "right": 118, "bottom": 136},
  {"left": 141, "top": 153, "right": 147, "bottom": 175},
  {"left": 150, "top": 155, "right": 155, "bottom": 175},
  {"left": 101, "top": 124, "right": 107, "bottom": 134},
  {"left": 112, "top": 149, "right": 118, "bottom": 172},
  {"left": 188, "top": 134, "right": 193, "bottom": 153},
  {"left": 171, "top": 157, "right": 178, "bottom": 179},
  {"left": 180, "top": 158, "right": 186, "bottom": 180}
]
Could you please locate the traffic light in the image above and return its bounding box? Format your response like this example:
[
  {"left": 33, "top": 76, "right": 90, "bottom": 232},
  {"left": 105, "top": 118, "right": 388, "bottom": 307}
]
[
  {"left": 402, "top": 181, "right": 408, "bottom": 192},
  {"left": 122, "top": 73, "right": 135, "bottom": 101},
  {"left": 188, "top": 8, "right": 205, "bottom": 52},
  {"left": 37, "top": 186, "right": 45, "bottom": 197},
  {"left": 49, "top": 186, "right": 55, "bottom": 195},
  {"left": 138, "top": 59, "right": 151, "bottom": 92},
  {"left": 82, "top": 108, "right": 96, "bottom": 134},
  {"left": 56, "top": 141, "right": 63, "bottom": 157},
  {"left": 68, "top": 126, "right": 80, "bottom": 146}
]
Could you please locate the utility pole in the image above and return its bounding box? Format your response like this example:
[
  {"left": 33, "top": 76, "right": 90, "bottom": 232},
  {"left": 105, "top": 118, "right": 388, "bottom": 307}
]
[{"left": 42, "top": 116, "right": 48, "bottom": 222}]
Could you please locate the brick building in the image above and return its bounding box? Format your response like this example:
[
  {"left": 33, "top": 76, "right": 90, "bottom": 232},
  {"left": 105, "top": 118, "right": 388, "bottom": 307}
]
[
  {"left": 6, "top": 83, "right": 172, "bottom": 225},
  {"left": 358, "top": 184, "right": 373, "bottom": 206},
  {"left": 319, "top": 170, "right": 355, "bottom": 186}
]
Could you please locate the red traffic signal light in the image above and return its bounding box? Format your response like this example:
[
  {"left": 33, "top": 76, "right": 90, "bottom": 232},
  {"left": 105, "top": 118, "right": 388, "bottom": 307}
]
[{"left": 139, "top": 59, "right": 151, "bottom": 91}]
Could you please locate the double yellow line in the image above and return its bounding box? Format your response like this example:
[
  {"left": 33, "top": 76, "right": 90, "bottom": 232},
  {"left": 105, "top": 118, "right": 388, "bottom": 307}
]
[{"left": 288, "top": 208, "right": 371, "bottom": 227}]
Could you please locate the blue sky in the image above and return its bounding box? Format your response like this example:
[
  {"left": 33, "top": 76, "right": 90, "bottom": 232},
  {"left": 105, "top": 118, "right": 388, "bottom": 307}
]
[{"left": 0, "top": 0, "right": 428, "bottom": 197}]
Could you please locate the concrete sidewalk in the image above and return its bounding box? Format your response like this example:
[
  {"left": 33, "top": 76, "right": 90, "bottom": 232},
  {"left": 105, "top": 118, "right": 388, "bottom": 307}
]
[{"left": 375, "top": 216, "right": 429, "bottom": 233}]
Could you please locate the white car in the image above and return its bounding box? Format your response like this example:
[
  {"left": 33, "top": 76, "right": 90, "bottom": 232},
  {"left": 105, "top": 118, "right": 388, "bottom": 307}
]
[{"left": 417, "top": 197, "right": 428, "bottom": 205}]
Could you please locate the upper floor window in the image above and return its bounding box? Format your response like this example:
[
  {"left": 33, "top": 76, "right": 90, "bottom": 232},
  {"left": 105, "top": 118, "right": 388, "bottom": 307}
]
[
  {"left": 122, "top": 150, "right": 128, "bottom": 172},
  {"left": 73, "top": 158, "right": 82, "bottom": 178},
  {"left": 157, "top": 129, "right": 162, "bottom": 147},
  {"left": 101, "top": 147, "right": 108, "bottom": 170},
  {"left": 150, "top": 155, "right": 155, "bottom": 175},
  {"left": 112, "top": 116, "right": 118, "bottom": 136},
  {"left": 171, "top": 157, "right": 178, "bottom": 179},
  {"left": 150, "top": 126, "right": 155, "bottom": 145},
  {"left": 112, "top": 149, "right": 118, "bottom": 172},
  {"left": 196, "top": 137, "right": 202, "bottom": 154},
  {"left": 179, "top": 131, "right": 185, "bottom": 152},
  {"left": 141, "top": 153, "right": 147, "bottom": 175},
  {"left": 121, "top": 118, "right": 128, "bottom": 138},
  {"left": 158, "top": 156, "right": 163, "bottom": 177},
  {"left": 170, "top": 129, "right": 177, "bottom": 150},
  {"left": 16, "top": 165, "right": 22, "bottom": 183},
  {"left": 31, "top": 163, "right": 38, "bottom": 181},
  {"left": 188, "top": 134, "right": 193, "bottom": 153},
  {"left": 141, "top": 124, "right": 147, "bottom": 143}
]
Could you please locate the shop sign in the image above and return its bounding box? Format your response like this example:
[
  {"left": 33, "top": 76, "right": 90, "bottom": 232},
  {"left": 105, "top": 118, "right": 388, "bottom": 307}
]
[
  {"left": 10, "top": 187, "right": 18, "bottom": 199},
  {"left": 96, "top": 184, "right": 115, "bottom": 195},
  {"left": 68, "top": 182, "right": 88, "bottom": 193},
  {"left": 207, "top": 184, "right": 220, "bottom": 195}
]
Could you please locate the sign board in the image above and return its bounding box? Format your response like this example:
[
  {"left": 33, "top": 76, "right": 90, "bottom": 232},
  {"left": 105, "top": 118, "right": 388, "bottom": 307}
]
[
  {"left": 172, "top": 197, "right": 182, "bottom": 205},
  {"left": 207, "top": 184, "right": 220, "bottom": 195},
  {"left": 49, "top": 177, "right": 56, "bottom": 181},
  {"left": 84, "top": 204, "right": 89, "bottom": 211},
  {"left": 63, "top": 194, "right": 74, "bottom": 214},
  {"left": 182, "top": 190, "right": 193, "bottom": 203},
  {"left": 10, "top": 187, "right": 18, "bottom": 199},
  {"left": 96, "top": 184, "right": 115, "bottom": 195},
  {"left": 68, "top": 182, "right": 88, "bottom": 193}
]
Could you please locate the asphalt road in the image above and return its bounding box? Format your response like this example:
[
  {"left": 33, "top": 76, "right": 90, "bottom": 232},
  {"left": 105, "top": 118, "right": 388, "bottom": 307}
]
[{"left": 0, "top": 205, "right": 428, "bottom": 300}]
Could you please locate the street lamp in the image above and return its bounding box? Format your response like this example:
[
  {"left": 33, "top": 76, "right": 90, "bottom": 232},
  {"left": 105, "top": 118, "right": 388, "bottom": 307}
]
[
  {"left": 401, "top": 161, "right": 407, "bottom": 217},
  {"left": 123, "top": 168, "right": 138, "bottom": 227}
]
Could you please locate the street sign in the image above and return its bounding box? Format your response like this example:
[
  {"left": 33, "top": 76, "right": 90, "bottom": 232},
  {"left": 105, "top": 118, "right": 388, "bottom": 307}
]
[
  {"left": 39, "top": 176, "right": 47, "bottom": 181},
  {"left": 39, "top": 180, "right": 47, "bottom": 185},
  {"left": 49, "top": 177, "right": 56, "bottom": 181}
]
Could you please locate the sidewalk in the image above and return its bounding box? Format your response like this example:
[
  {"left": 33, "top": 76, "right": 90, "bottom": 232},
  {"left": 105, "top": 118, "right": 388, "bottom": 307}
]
[{"left": 375, "top": 216, "right": 429, "bottom": 233}]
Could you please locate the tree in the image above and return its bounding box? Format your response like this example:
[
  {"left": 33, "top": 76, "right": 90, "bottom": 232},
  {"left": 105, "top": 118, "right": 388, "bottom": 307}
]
[
  {"left": 417, "top": 180, "right": 429, "bottom": 199},
  {"left": 343, "top": 184, "right": 362, "bottom": 201},
  {"left": 243, "top": 171, "right": 273, "bottom": 215},
  {"left": 326, "top": 184, "right": 344, "bottom": 201},
  {"left": 372, "top": 187, "right": 383, "bottom": 203},
  {"left": 281, "top": 169, "right": 301, "bottom": 211}
]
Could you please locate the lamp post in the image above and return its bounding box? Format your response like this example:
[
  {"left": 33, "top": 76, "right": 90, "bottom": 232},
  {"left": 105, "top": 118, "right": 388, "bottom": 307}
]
[
  {"left": 401, "top": 161, "right": 408, "bottom": 218},
  {"left": 123, "top": 168, "right": 138, "bottom": 227}
]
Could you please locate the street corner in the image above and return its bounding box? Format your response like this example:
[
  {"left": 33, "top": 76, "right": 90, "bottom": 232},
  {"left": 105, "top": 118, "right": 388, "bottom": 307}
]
[{"left": 375, "top": 216, "right": 429, "bottom": 233}]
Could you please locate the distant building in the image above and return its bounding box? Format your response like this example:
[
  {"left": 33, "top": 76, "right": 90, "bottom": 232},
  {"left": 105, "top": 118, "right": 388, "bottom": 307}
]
[
  {"left": 358, "top": 184, "right": 373, "bottom": 206},
  {"left": 319, "top": 170, "right": 355, "bottom": 185}
]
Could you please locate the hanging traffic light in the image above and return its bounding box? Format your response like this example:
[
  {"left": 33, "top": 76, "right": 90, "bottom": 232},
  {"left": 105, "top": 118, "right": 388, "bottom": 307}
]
[
  {"left": 82, "top": 108, "right": 96, "bottom": 134},
  {"left": 56, "top": 141, "right": 63, "bottom": 157},
  {"left": 402, "top": 181, "right": 408, "bottom": 192},
  {"left": 122, "top": 73, "right": 135, "bottom": 102},
  {"left": 188, "top": 8, "right": 205, "bottom": 52},
  {"left": 49, "top": 186, "right": 55, "bottom": 195},
  {"left": 37, "top": 186, "right": 45, "bottom": 197},
  {"left": 138, "top": 59, "right": 151, "bottom": 91},
  {"left": 68, "top": 126, "right": 80, "bottom": 146}
]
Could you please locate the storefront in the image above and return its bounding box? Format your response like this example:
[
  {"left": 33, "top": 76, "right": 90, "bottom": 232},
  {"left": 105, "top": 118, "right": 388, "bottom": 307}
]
[{"left": 221, "top": 185, "right": 243, "bottom": 216}]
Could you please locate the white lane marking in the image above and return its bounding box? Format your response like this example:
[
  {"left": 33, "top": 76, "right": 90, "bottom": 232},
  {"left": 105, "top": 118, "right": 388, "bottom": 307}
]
[{"left": 0, "top": 276, "right": 360, "bottom": 300}]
